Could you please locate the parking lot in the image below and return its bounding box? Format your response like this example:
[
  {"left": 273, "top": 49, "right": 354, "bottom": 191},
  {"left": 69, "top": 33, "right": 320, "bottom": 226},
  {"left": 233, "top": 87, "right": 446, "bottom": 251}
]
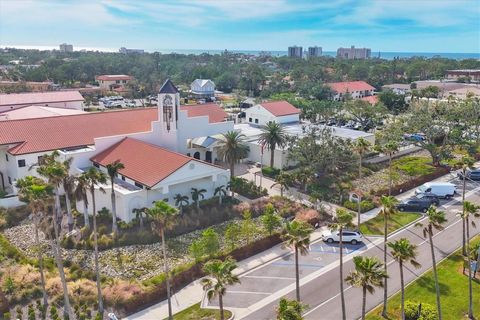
[{"left": 206, "top": 239, "right": 370, "bottom": 310}]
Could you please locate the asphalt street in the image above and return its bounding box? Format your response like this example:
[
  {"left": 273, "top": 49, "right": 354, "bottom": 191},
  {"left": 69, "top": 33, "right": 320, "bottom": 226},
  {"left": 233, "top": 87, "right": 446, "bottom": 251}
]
[{"left": 220, "top": 175, "right": 480, "bottom": 319}]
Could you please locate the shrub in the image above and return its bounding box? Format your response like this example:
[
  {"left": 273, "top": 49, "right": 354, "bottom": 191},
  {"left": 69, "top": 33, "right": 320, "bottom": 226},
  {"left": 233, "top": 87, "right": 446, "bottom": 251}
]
[
  {"left": 3, "top": 312, "right": 10, "bottom": 319},
  {"left": 188, "top": 228, "right": 220, "bottom": 260},
  {"left": 405, "top": 300, "right": 438, "bottom": 320},
  {"left": 230, "top": 177, "right": 268, "bottom": 199},
  {"left": 224, "top": 222, "right": 241, "bottom": 251},
  {"left": 262, "top": 166, "right": 280, "bottom": 178},
  {"left": 343, "top": 199, "right": 376, "bottom": 213},
  {"left": 241, "top": 210, "right": 257, "bottom": 245},
  {"left": 295, "top": 209, "right": 321, "bottom": 226},
  {"left": 393, "top": 156, "right": 435, "bottom": 177},
  {"left": 261, "top": 204, "right": 282, "bottom": 235}
]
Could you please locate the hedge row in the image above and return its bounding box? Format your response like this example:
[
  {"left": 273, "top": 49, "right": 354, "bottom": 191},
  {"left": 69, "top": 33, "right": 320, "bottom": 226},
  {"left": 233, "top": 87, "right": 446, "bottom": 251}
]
[{"left": 122, "top": 234, "right": 282, "bottom": 316}]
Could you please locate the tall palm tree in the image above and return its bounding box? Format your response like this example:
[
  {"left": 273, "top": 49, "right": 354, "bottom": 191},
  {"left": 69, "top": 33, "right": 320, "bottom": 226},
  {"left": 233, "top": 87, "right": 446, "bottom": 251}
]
[
  {"left": 214, "top": 185, "right": 227, "bottom": 205},
  {"left": 36, "top": 151, "right": 74, "bottom": 320},
  {"left": 457, "top": 156, "right": 475, "bottom": 255},
  {"left": 330, "top": 208, "right": 354, "bottom": 320},
  {"left": 217, "top": 130, "right": 250, "bottom": 179},
  {"left": 281, "top": 220, "right": 313, "bottom": 301},
  {"left": 387, "top": 238, "right": 421, "bottom": 320},
  {"left": 375, "top": 141, "right": 399, "bottom": 196},
  {"left": 191, "top": 187, "right": 207, "bottom": 210},
  {"left": 74, "top": 173, "right": 90, "bottom": 229},
  {"left": 106, "top": 160, "right": 125, "bottom": 236},
  {"left": 258, "top": 121, "right": 287, "bottom": 168},
  {"left": 272, "top": 171, "right": 292, "bottom": 197},
  {"left": 345, "top": 256, "right": 388, "bottom": 320},
  {"left": 16, "top": 176, "right": 53, "bottom": 308},
  {"left": 276, "top": 298, "right": 306, "bottom": 320},
  {"left": 353, "top": 138, "right": 371, "bottom": 227},
  {"left": 145, "top": 201, "right": 178, "bottom": 320},
  {"left": 418, "top": 206, "right": 448, "bottom": 320},
  {"left": 173, "top": 194, "right": 189, "bottom": 213},
  {"left": 379, "top": 195, "right": 398, "bottom": 318},
  {"left": 458, "top": 201, "right": 479, "bottom": 320},
  {"left": 294, "top": 167, "right": 313, "bottom": 193},
  {"left": 132, "top": 207, "right": 147, "bottom": 230},
  {"left": 84, "top": 167, "right": 107, "bottom": 315},
  {"left": 201, "top": 257, "right": 240, "bottom": 320},
  {"left": 61, "top": 157, "right": 75, "bottom": 229}
]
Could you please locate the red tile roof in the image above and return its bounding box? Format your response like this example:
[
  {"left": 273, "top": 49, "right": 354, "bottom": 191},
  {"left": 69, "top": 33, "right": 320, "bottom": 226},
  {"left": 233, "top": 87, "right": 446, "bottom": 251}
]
[
  {"left": 96, "top": 75, "right": 133, "bottom": 81},
  {"left": 327, "top": 81, "right": 375, "bottom": 94},
  {"left": 260, "top": 100, "right": 300, "bottom": 116},
  {"left": 360, "top": 95, "right": 379, "bottom": 104},
  {"left": 180, "top": 103, "right": 228, "bottom": 123},
  {"left": 0, "top": 108, "right": 158, "bottom": 155},
  {"left": 0, "top": 91, "right": 84, "bottom": 107},
  {"left": 91, "top": 138, "right": 198, "bottom": 187}
]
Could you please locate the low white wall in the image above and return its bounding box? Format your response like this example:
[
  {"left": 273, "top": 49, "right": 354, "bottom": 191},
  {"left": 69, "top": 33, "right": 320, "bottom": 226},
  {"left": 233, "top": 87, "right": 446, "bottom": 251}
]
[{"left": 0, "top": 196, "right": 25, "bottom": 208}]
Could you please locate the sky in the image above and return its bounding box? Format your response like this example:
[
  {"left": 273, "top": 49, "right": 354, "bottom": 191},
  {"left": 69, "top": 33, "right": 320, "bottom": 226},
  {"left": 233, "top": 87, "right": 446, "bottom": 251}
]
[{"left": 0, "top": 0, "right": 479, "bottom": 53}]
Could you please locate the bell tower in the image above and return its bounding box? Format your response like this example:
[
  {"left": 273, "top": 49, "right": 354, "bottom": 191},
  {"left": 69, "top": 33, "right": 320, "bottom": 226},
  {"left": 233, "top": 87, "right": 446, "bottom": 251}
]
[{"left": 158, "top": 79, "right": 180, "bottom": 133}]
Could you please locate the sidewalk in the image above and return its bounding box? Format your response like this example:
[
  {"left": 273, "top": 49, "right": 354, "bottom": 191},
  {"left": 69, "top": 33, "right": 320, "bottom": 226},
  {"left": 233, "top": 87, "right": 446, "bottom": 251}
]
[{"left": 125, "top": 228, "right": 327, "bottom": 320}]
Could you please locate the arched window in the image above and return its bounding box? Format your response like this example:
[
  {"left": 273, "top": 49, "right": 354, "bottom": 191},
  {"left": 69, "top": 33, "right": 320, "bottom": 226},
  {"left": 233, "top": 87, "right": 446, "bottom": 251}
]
[{"left": 193, "top": 152, "right": 200, "bottom": 159}]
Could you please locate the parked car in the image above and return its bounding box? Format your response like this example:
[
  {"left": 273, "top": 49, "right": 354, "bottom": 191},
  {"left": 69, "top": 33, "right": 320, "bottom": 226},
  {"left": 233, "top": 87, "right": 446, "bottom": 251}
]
[
  {"left": 413, "top": 192, "right": 440, "bottom": 205},
  {"left": 403, "top": 133, "right": 425, "bottom": 142},
  {"left": 322, "top": 230, "right": 363, "bottom": 245},
  {"left": 457, "top": 168, "right": 480, "bottom": 181},
  {"left": 397, "top": 197, "right": 438, "bottom": 213},
  {"left": 415, "top": 182, "right": 456, "bottom": 199}
]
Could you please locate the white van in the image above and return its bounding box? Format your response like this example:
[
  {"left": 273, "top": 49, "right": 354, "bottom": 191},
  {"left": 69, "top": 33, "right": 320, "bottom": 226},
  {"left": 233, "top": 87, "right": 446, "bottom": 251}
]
[{"left": 415, "top": 182, "right": 456, "bottom": 199}]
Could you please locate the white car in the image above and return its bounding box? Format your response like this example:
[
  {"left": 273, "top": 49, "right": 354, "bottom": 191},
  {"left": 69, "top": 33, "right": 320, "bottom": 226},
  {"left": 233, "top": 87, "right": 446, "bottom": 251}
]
[{"left": 322, "top": 230, "right": 363, "bottom": 245}]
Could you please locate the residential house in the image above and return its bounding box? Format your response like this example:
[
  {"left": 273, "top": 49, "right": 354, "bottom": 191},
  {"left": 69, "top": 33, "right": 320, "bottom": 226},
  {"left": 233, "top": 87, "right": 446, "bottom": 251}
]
[
  {"left": 96, "top": 75, "right": 133, "bottom": 92},
  {"left": 190, "top": 79, "right": 215, "bottom": 99},
  {"left": 245, "top": 100, "right": 300, "bottom": 126},
  {"left": 327, "top": 81, "right": 375, "bottom": 101}
]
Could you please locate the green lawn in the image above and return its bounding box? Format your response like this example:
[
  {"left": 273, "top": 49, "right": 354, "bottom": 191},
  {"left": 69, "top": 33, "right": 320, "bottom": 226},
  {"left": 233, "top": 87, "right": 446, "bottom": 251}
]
[
  {"left": 167, "top": 303, "right": 232, "bottom": 320},
  {"left": 359, "top": 212, "right": 421, "bottom": 236},
  {"left": 367, "top": 237, "right": 480, "bottom": 319}
]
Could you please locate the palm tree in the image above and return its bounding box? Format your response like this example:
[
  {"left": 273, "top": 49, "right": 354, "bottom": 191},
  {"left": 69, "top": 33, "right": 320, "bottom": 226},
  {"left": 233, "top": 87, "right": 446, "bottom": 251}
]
[
  {"left": 145, "top": 201, "right": 178, "bottom": 320},
  {"left": 258, "top": 121, "right": 287, "bottom": 168},
  {"left": 330, "top": 208, "right": 354, "bottom": 320},
  {"left": 84, "top": 167, "right": 107, "bottom": 315},
  {"left": 74, "top": 173, "right": 90, "bottom": 229},
  {"left": 375, "top": 141, "right": 399, "bottom": 196},
  {"left": 418, "top": 206, "right": 448, "bottom": 320},
  {"left": 387, "top": 238, "right": 421, "bottom": 320},
  {"left": 61, "top": 157, "right": 75, "bottom": 229},
  {"left": 201, "top": 257, "right": 240, "bottom": 320},
  {"left": 294, "top": 167, "right": 313, "bottom": 193},
  {"left": 457, "top": 156, "right": 475, "bottom": 255},
  {"left": 353, "top": 138, "right": 371, "bottom": 182},
  {"left": 214, "top": 185, "right": 227, "bottom": 205},
  {"left": 16, "top": 176, "right": 53, "bottom": 308},
  {"left": 217, "top": 131, "right": 250, "bottom": 179},
  {"left": 345, "top": 256, "right": 388, "bottom": 320},
  {"left": 276, "top": 298, "right": 306, "bottom": 320},
  {"left": 106, "top": 160, "right": 125, "bottom": 236},
  {"left": 36, "top": 151, "right": 74, "bottom": 320},
  {"left": 132, "top": 207, "right": 147, "bottom": 230},
  {"left": 281, "top": 220, "right": 313, "bottom": 301},
  {"left": 458, "top": 201, "right": 479, "bottom": 320},
  {"left": 191, "top": 187, "right": 207, "bottom": 210},
  {"left": 272, "top": 171, "right": 292, "bottom": 197},
  {"left": 173, "top": 194, "right": 189, "bottom": 213},
  {"left": 379, "top": 195, "right": 398, "bottom": 318}
]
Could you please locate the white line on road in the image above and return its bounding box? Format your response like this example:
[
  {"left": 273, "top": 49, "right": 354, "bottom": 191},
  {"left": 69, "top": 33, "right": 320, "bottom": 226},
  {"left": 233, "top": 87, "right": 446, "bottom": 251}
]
[
  {"left": 243, "top": 275, "right": 295, "bottom": 280},
  {"left": 228, "top": 291, "right": 272, "bottom": 295}
]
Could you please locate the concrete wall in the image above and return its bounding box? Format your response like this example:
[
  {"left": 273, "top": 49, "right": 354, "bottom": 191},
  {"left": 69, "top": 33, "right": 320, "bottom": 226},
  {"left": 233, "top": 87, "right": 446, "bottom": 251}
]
[{"left": 245, "top": 142, "right": 293, "bottom": 169}]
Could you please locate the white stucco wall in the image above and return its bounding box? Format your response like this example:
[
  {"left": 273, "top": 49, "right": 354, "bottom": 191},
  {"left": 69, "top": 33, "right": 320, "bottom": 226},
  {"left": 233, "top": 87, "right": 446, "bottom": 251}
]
[{"left": 245, "top": 105, "right": 299, "bottom": 126}]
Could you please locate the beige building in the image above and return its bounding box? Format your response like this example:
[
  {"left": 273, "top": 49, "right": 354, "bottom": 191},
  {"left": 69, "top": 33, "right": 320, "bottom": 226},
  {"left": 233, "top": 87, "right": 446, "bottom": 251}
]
[
  {"left": 96, "top": 74, "right": 133, "bottom": 91},
  {"left": 445, "top": 69, "right": 480, "bottom": 83},
  {"left": 337, "top": 45, "right": 371, "bottom": 59}
]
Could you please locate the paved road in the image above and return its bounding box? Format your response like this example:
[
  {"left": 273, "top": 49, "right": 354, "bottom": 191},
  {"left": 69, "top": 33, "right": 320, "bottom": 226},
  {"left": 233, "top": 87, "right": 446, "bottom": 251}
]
[{"left": 226, "top": 175, "right": 480, "bottom": 319}]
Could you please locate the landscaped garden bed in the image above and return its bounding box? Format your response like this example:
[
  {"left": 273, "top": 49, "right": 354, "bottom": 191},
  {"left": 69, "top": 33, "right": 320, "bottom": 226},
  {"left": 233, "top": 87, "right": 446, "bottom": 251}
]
[
  {"left": 164, "top": 303, "right": 231, "bottom": 320},
  {"left": 366, "top": 236, "right": 480, "bottom": 319},
  {"left": 230, "top": 177, "right": 268, "bottom": 199}
]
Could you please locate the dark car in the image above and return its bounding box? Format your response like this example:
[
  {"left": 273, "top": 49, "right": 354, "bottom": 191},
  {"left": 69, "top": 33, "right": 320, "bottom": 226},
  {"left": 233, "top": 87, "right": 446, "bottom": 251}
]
[
  {"left": 414, "top": 192, "right": 440, "bottom": 205},
  {"left": 396, "top": 197, "right": 438, "bottom": 213},
  {"left": 457, "top": 168, "right": 480, "bottom": 181}
]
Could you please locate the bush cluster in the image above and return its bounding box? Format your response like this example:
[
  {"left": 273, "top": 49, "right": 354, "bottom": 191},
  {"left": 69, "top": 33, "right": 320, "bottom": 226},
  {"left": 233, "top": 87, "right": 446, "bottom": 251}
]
[
  {"left": 230, "top": 177, "right": 268, "bottom": 199},
  {"left": 343, "top": 199, "right": 376, "bottom": 213},
  {"left": 405, "top": 300, "right": 438, "bottom": 320},
  {"left": 261, "top": 166, "right": 280, "bottom": 178}
]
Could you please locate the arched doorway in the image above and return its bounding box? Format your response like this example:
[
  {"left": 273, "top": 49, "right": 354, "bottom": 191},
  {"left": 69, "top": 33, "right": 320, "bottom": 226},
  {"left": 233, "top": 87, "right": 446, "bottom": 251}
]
[
  {"left": 205, "top": 151, "right": 212, "bottom": 163},
  {"left": 193, "top": 152, "right": 200, "bottom": 159}
]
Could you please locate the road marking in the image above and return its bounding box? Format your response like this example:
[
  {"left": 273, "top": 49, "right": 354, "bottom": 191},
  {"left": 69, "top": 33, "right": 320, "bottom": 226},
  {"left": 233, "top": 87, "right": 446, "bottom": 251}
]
[
  {"left": 227, "top": 290, "right": 272, "bottom": 295},
  {"left": 271, "top": 262, "right": 324, "bottom": 268},
  {"left": 243, "top": 275, "right": 295, "bottom": 280}
]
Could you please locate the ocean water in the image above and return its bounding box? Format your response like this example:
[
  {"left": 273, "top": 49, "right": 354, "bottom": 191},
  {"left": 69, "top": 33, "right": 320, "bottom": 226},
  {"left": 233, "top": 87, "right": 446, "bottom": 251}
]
[{"left": 156, "top": 49, "right": 479, "bottom": 60}]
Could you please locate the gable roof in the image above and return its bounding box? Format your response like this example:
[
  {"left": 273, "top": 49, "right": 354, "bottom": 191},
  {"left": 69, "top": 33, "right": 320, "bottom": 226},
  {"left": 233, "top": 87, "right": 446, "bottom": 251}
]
[
  {"left": 259, "top": 100, "right": 300, "bottom": 116},
  {"left": 159, "top": 79, "right": 178, "bottom": 94},
  {"left": 0, "top": 91, "right": 84, "bottom": 107},
  {"left": 327, "top": 81, "right": 375, "bottom": 94},
  {"left": 91, "top": 137, "right": 201, "bottom": 187},
  {"left": 0, "top": 105, "right": 85, "bottom": 121},
  {"left": 180, "top": 103, "right": 228, "bottom": 123},
  {"left": 0, "top": 108, "right": 157, "bottom": 155},
  {"left": 192, "top": 79, "right": 214, "bottom": 88},
  {"left": 96, "top": 75, "right": 132, "bottom": 81}
]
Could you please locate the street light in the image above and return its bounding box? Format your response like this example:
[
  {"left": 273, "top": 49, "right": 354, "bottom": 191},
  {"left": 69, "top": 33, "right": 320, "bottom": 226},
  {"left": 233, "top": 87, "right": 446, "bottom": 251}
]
[{"left": 349, "top": 190, "right": 364, "bottom": 231}]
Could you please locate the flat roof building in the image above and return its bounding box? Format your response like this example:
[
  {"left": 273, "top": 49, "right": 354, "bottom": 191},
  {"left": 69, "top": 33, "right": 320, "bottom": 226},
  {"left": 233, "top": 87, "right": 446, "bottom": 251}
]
[
  {"left": 337, "top": 46, "right": 371, "bottom": 59},
  {"left": 288, "top": 46, "right": 303, "bottom": 58},
  {"left": 307, "top": 46, "right": 322, "bottom": 57},
  {"left": 59, "top": 43, "right": 73, "bottom": 52}
]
